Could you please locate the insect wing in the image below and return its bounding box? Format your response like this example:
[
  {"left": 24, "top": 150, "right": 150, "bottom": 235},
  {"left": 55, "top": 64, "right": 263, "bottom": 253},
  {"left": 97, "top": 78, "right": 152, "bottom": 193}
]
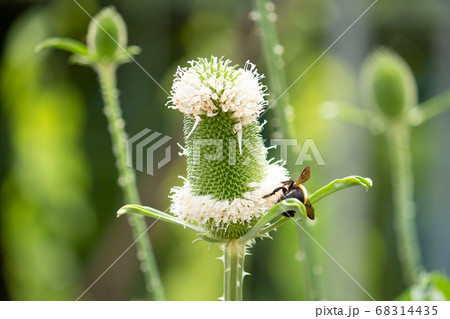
[{"left": 296, "top": 166, "right": 311, "bottom": 185}]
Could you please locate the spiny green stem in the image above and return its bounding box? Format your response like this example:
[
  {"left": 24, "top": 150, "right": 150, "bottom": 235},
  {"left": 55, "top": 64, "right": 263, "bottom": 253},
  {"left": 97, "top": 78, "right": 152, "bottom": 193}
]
[
  {"left": 297, "top": 231, "right": 324, "bottom": 300},
  {"left": 223, "top": 241, "right": 246, "bottom": 301},
  {"left": 96, "top": 63, "right": 164, "bottom": 300},
  {"left": 386, "top": 122, "right": 424, "bottom": 284},
  {"left": 252, "top": 0, "right": 323, "bottom": 300}
]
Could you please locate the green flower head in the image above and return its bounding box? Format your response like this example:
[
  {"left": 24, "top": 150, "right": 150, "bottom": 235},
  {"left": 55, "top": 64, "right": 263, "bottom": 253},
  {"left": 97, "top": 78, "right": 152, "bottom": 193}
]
[
  {"left": 87, "top": 6, "right": 128, "bottom": 60},
  {"left": 361, "top": 47, "right": 417, "bottom": 119},
  {"left": 168, "top": 57, "right": 289, "bottom": 239}
]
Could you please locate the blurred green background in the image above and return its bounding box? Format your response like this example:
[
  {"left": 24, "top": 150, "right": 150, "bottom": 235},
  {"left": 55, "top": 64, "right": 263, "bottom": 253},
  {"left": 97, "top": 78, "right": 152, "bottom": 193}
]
[{"left": 0, "top": 0, "right": 449, "bottom": 301}]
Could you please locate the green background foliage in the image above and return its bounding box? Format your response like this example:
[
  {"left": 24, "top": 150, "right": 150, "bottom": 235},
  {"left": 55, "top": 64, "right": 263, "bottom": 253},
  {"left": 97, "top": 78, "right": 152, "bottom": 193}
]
[{"left": 0, "top": 0, "right": 449, "bottom": 300}]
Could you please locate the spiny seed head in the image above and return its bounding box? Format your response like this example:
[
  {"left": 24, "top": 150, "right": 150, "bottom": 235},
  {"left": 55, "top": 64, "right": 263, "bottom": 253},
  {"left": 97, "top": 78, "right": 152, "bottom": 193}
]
[
  {"left": 87, "top": 6, "right": 127, "bottom": 60},
  {"left": 361, "top": 47, "right": 417, "bottom": 119},
  {"left": 184, "top": 113, "right": 267, "bottom": 200}
]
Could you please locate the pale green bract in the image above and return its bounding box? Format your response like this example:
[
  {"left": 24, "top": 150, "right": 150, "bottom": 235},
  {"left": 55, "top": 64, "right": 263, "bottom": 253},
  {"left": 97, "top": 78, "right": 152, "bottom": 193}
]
[{"left": 118, "top": 175, "right": 373, "bottom": 243}]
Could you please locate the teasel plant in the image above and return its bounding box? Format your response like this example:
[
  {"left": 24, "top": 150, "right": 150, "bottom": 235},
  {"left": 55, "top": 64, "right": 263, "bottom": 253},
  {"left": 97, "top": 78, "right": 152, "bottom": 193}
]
[
  {"left": 118, "top": 56, "right": 373, "bottom": 300},
  {"left": 36, "top": 7, "right": 164, "bottom": 300},
  {"left": 35, "top": 5, "right": 372, "bottom": 301},
  {"left": 321, "top": 48, "right": 450, "bottom": 292}
]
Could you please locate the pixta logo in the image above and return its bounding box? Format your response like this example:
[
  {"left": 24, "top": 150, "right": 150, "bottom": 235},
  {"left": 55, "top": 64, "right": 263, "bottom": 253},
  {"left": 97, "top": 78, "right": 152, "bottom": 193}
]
[
  {"left": 189, "top": 138, "right": 325, "bottom": 167},
  {"left": 126, "top": 129, "right": 172, "bottom": 175}
]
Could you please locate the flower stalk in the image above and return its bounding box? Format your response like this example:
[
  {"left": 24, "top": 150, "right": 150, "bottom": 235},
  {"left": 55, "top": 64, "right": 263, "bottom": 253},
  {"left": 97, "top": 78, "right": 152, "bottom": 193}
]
[
  {"left": 96, "top": 63, "right": 165, "bottom": 299},
  {"left": 358, "top": 48, "right": 424, "bottom": 285},
  {"left": 223, "top": 241, "right": 247, "bottom": 301},
  {"left": 386, "top": 122, "right": 423, "bottom": 283},
  {"left": 96, "top": 63, "right": 136, "bottom": 202}
]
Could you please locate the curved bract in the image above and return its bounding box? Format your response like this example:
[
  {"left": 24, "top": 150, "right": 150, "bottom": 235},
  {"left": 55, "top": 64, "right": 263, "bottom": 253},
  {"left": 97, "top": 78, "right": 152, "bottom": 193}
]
[
  {"left": 117, "top": 175, "right": 373, "bottom": 243},
  {"left": 117, "top": 199, "right": 305, "bottom": 243},
  {"left": 238, "top": 198, "right": 306, "bottom": 243},
  {"left": 117, "top": 204, "right": 203, "bottom": 233},
  {"left": 309, "top": 176, "right": 373, "bottom": 204}
]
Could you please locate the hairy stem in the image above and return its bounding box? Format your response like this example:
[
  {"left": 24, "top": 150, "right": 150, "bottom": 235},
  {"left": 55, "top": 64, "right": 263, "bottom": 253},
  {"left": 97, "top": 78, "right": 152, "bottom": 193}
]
[
  {"left": 386, "top": 122, "right": 423, "bottom": 284},
  {"left": 252, "top": 0, "right": 323, "bottom": 300},
  {"left": 96, "top": 63, "right": 164, "bottom": 300},
  {"left": 223, "top": 241, "right": 246, "bottom": 301}
]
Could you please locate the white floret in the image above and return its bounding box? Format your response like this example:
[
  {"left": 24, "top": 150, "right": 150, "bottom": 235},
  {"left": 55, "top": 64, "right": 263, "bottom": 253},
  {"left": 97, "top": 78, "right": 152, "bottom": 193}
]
[
  {"left": 168, "top": 57, "right": 268, "bottom": 140},
  {"left": 169, "top": 164, "right": 289, "bottom": 226}
]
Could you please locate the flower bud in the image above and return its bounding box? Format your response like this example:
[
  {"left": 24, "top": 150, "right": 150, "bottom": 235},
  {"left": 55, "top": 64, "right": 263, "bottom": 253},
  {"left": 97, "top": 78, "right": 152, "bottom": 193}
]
[
  {"left": 361, "top": 48, "right": 417, "bottom": 119},
  {"left": 87, "top": 6, "right": 127, "bottom": 60}
]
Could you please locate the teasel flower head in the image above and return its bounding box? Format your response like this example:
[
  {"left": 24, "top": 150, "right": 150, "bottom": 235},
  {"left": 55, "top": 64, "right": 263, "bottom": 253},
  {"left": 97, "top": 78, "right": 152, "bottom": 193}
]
[{"left": 168, "top": 57, "right": 289, "bottom": 239}]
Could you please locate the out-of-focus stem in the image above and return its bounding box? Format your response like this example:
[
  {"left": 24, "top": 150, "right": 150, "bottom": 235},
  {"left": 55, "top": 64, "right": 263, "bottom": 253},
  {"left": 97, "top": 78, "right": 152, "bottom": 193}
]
[
  {"left": 386, "top": 122, "right": 424, "bottom": 284},
  {"left": 96, "top": 63, "right": 165, "bottom": 300},
  {"left": 252, "top": 0, "right": 323, "bottom": 300},
  {"left": 252, "top": 0, "right": 291, "bottom": 136}
]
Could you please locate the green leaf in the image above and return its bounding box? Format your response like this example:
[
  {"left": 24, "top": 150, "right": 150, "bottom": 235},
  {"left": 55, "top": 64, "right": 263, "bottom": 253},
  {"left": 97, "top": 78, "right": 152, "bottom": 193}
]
[
  {"left": 117, "top": 204, "right": 203, "bottom": 233},
  {"left": 238, "top": 198, "right": 306, "bottom": 243},
  {"left": 397, "top": 272, "right": 450, "bottom": 301},
  {"left": 113, "top": 45, "right": 142, "bottom": 64},
  {"left": 36, "top": 37, "right": 89, "bottom": 56},
  {"left": 68, "top": 54, "right": 95, "bottom": 66},
  {"left": 309, "top": 176, "right": 373, "bottom": 204},
  {"left": 125, "top": 45, "right": 141, "bottom": 56}
]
